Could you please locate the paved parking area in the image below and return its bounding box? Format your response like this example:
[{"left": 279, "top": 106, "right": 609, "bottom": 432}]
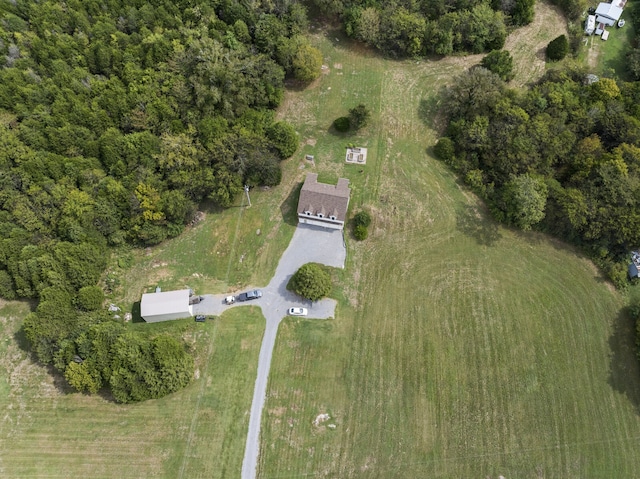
[{"left": 192, "top": 224, "right": 346, "bottom": 319}]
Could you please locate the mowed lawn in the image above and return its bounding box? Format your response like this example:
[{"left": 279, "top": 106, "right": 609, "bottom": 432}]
[
  {"left": 0, "top": 304, "right": 264, "bottom": 478},
  {"left": 259, "top": 9, "right": 640, "bottom": 479}
]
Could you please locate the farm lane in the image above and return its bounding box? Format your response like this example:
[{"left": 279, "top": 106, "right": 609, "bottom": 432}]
[{"left": 191, "top": 224, "right": 346, "bottom": 479}]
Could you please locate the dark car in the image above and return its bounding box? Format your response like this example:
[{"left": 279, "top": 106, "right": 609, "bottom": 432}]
[
  {"left": 195, "top": 315, "right": 206, "bottom": 322},
  {"left": 237, "top": 290, "right": 263, "bottom": 301}
]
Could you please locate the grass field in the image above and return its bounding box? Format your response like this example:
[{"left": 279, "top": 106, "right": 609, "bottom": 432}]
[
  {"left": 584, "top": 1, "right": 637, "bottom": 80},
  {"left": 0, "top": 303, "right": 264, "bottom": 478},
  {"left": 258, "top": 5, "right": 640, "bottom": 478},
  {"left": 2, "top": 2, "right": 640, "bottom": 478}
]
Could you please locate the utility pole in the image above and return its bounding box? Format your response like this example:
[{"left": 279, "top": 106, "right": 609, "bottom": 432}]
[{"left": 244, "top": 185, "right": 251, "bottom": 207}]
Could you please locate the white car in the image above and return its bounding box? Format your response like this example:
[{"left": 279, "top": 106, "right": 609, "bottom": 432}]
[{"left": 288, "top": 307, "right": 308, "bottom": 316}]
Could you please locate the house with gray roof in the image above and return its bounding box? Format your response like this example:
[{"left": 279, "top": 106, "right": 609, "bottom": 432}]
[
  {"left": 595, "top": 1, "right": 624, "bottom": 26},
  {"left": 297, "top": 173, "right": 351, "bottom": 230}
]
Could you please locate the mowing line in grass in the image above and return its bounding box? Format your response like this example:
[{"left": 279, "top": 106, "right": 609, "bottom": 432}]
[
  {"left": 225, "top": 195, "right": 248, "bottom": 286},
  {"left": 177, "top": 320, "right": 219, "bottom": 479}
]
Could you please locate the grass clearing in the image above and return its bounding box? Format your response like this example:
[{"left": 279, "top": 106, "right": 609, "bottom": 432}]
[
  {"left": 259, "top": 7, "right": 640, "bottom": 478},
  {"left": 0, "top": 304, "right": 264, "bottom": 478}
]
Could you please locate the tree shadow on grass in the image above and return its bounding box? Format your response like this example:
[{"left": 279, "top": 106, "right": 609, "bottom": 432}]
[
  {"left": 13, "top": 326, "right": 76, "bottom": 396},
  {"left": 455, "top": 204, "right": 502, "bottom": 246},
  {"left": 418, "top": 97, "right": 440, "bottom": 129},
  {"left": 280, "top": 181, "right": 303, "bottom": 227},
  {"left": 608, "top": 306, "right": 640, "bottom": 414},
  {"left": 131, "top": 300, "right": 144, "bottom": 323}
]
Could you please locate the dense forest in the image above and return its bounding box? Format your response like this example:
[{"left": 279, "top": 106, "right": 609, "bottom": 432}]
[
  {"left": 0, "top": 0, "right": 316, "bottom": 401},
  {"left": 436, "top": 65, "right": 640, "bottom": 289}
]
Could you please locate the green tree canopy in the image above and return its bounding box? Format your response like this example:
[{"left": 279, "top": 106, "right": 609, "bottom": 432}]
[
  {"left": 501, "top": 174, "right": 549, "bottom": 230},
  {"left": 546, "top": 35, "right": 569, "bottom": 61},
  {"left": 293, "top": 43, "right": 323, "bottom": 82},
  {"left": 480, "top": 50, "right": 514, "bottom": 82},
  {"left": 288, "top": 263, "right": 332, "bottom": 301},
  {"left": 349, "top": 104, "right": 371, "bottom": 130},
  {"left": 267, "top": 121, "right": 299, "bottom": 159}
]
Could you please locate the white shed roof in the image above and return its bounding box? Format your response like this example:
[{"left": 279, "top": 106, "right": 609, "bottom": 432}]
[{"left": 141, "top": 289, "right": 190, "bottom": 318}]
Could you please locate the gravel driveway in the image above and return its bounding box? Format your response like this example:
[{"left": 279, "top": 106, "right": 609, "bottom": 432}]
[{"left": 192, "top": 224, "right": 346, "bottom": 479}]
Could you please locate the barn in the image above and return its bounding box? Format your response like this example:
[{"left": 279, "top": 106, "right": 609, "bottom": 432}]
[{"left": 140, "top": 289, "right": 193, "bottom": 322}]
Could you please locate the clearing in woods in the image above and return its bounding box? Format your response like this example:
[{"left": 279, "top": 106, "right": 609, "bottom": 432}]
[{"left": 259, "top": 3, "right": 640, "bottom": 478}]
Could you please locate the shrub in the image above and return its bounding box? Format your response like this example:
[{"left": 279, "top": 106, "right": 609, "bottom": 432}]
[
  {"left": 333, "top": 116, "right": 351, "bottom": 132},
  {"left": 546, "top": 35, "right": 569, "bottom": 61},
  {"left": 433, "top": 137, "right": 455, "bottom": 163},
  {"left": 293, "top": 43, "right": 323, "bottom": 82},
  {"left": 349, "top": 103, "right": 371, "bottom": 130},
  {"left": 353, "top": 210, "right": 372, "bottom": 228},
  {"left": 267, "top": 121, "right": 298, "bottom": 159},
  {"left": 480, "top": 50, "right": 514, "bottom": 82},
  {"left": 354, "top": 225, "right": 368, "bottom": 240},
  {"left": 77, "top": 285, "right": 105, "bottom": 311},
  {"left": 288, "top": 263, "right": 332, "bottom": 301}
]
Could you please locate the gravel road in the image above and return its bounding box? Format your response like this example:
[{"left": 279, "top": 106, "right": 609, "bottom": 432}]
[{"left": 193, "top": 224, "right": 346, "bottom": 479}]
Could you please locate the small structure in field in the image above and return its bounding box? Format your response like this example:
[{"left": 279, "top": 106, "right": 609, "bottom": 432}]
[
  {"left": 585, "top": 15, "right": 596, "bottom": 35},
  {"left": 297, "top": 173, "right": 351, "bottom": 230},
  {"left": 141, "top": 289, "right": 192, "bottom": 322},
  {"left": 601, "top": 30, "right": 610, "bottom": 40},
  {"left": 345, "top": 146, "right": 367, "bottom": 164}
]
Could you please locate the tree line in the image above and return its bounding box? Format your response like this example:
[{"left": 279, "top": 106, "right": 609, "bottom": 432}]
[
  {"left": 436, "top": 64, "right": 640, "bottom": 288},
  {"left": 0, "top": 0, "right": 318, "bottom": 401},
  {"left": 309, "top": 0, "right": 539, "bottom": 57}
]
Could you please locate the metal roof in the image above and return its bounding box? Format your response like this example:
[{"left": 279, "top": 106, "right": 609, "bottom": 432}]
[
  {"left": 595, "top": 2, "right": 623, "bottom": 21},
  {"left": 141, "top": 289, "right": 191, "bottom": 318}
]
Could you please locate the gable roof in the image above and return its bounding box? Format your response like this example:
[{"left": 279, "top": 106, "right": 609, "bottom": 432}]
[
  {"left": 297, "top": 173, "right": 350, "bottom": 222},
  {"left": 595, "top": 2, "right": 623, "bottom": 21},
  {"left": 141, "top": 289, "right": 190, "bottom": 318}
]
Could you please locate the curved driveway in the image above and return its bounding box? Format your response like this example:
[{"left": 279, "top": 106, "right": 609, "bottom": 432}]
[{"left": 191, "top": 224, "right": 347, "bottom": 479}]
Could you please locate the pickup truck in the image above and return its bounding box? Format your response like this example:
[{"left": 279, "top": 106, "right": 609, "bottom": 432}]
[{"left": 236, "top": 290, "right": 262, "bottom": 301}]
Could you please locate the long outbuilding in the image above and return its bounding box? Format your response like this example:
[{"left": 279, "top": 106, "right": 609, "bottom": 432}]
[{"left": 141, "top": 289, "right": 192, "bottom": 322}]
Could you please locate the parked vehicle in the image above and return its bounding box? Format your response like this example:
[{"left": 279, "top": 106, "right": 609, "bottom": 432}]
[
  {"left": 189, "top": 295, "right": 204, "bottom": 305},
  {"left": 237, "top": 290, "right": 262, "bottom": 301},
  {"left": 288, "top": 307, "right": 308, "bottom": 316},
  {"left": 225, "top": 295, "right": 236, "bottom": 305},
  {"left": 195, "top": 315, "right": 206, "bottom": 322}
]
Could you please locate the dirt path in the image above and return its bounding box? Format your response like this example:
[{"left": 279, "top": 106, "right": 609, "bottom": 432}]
[{"left": 503, "top": 1, "right": 569, "bottom": 86}]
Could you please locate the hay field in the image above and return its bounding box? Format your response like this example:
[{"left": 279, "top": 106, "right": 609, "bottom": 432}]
[{"left": 259, "top": 4, "right": 640, "bottom": 477}]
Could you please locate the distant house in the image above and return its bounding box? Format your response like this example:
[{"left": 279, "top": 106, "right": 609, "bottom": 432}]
[
  {"left": 595, "top": 2, "right": 624, "bottom": 27},
  {"left": 297, "top": 173, "right": 351, "bottom": 230},
  {"left": 141, "top": 289, "right": 192, "bottom": 322},
  {"left": 629, "top": 251, "right": 640, "bottom": 279}
]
